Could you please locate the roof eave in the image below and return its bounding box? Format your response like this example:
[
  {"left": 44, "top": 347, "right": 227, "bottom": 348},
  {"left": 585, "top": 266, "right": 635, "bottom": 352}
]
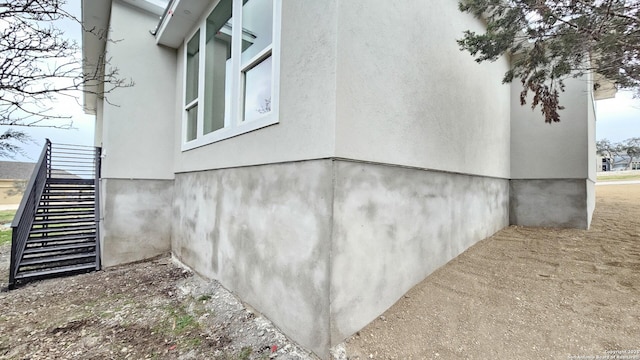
[
  {"left": 155, "top": 0, "right": 210, "bottom": 49},
  {"left": 81, "top": 0, "right": 112, "bottom": 115}
]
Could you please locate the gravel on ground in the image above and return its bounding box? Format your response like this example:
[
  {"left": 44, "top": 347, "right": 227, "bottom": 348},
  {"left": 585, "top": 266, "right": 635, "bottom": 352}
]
[
  {"left": 0, "top": 253, "right": 317, "bottom": 360},
  {"left": 345, "top": 184, "right": 640, "bottom": 359},
  {"left": 2, "top": 184, "right": 638, "bottom": 360}
]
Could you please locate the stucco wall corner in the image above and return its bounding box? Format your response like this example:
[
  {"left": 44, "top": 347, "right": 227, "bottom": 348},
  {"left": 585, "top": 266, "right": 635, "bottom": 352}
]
[
  {"left": 328, "top": 160, "right": 509, "bottom": 347},
  {"left": 101, "top": 178, "right": 174, "bottom": 267},
  {"left": 509, "top": 179, "right": 589, "bottom": 229}
]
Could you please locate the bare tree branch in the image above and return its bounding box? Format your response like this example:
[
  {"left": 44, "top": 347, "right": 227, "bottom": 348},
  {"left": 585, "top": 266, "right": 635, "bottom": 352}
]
[{"left": 0, "top": 0, "right": 132, "bottom": 128}]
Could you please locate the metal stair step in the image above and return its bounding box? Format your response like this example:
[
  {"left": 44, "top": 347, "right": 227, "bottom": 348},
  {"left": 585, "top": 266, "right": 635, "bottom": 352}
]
[
  {"left": 29, "top": 224, "right": 96, "bottom": 235},
  {"left": 14, "top": 263, "right": 97, "bottom": 280},
  {"left": 33, "top": 218, "right": 95, "bottom": 226},
  {"left": 26, "top": 233, "right": 96, "bottom": 249},
  {"left": 36, "top": 206, "right": 95, "bottom": 216},
  {"left": 44, "top": 185, "right": 96, "bottom": 192},
  {"left": 43, "top": 186, "right": 96, "bottom": 194},
  {"left": 45, "top": 183, "right": 95, "bottom": 190},
  {"left": 33, "top": 219, "right": 94, "bottom": 225},
  {"left": 34, "top": 210, "right": 96, "bottom": 220},
  {"left": 19, "top": 252, "right": 97, "bottom": 267},
  {"left": 23, "top": 242, "right": 96, "bottom": 254},
  {"left": 37, "top": 204, "right": 94, "bottom": 210},
  {"left": 42, "top": 189, "right": 95, "bottom": 196},
  {"left": 39, "top": 198, "right": 95, "bottom": 203},
  {"left": 46, "top": 177, "right": 94, "bottom": 183}
]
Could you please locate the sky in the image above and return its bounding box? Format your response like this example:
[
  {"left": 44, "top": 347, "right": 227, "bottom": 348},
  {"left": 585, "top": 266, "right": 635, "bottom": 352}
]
[
  {"left": 595, "top": 91, "right": 640, "bottom": 143},
  {"left": 0, "top": 0, "right": 95, "bottom": 162},
  {"left": 1, "top": 1, "right": 639, "bottom": 163}
]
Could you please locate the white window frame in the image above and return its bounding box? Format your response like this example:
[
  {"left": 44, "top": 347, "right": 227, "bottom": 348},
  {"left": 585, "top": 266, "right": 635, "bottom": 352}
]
[{"left": 181, "top": 0, "right": 282, "bottom": 151}]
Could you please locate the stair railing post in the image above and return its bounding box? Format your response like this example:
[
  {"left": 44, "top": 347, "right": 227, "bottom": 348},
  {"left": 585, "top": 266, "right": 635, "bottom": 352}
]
[
  {"left": 94, "top": 146, "right": 102, "bottom": 271},
  {"left": 46, "top": 139, "right": 51, "bottom": 179},
  {"left": 8, "top": 220, "right": 17, "bottom": 289},
  {"left": 43, "top": 139, "right": 52, "bottom": 237}
]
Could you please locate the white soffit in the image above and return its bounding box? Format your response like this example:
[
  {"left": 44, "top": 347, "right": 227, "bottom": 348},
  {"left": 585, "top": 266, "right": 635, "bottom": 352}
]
[
  {"left": 81, "top": 0, "right": 112, "bottom": 115},
  {"left": 120, "top": 0, "right": 169, "bottom": 16},
  {"left": 155, "top": 0, "right": 211, "bottom": 48}
]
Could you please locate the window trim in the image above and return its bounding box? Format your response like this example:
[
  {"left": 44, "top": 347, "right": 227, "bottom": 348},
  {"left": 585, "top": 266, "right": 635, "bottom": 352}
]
[{"left": 181, "top": 0, "right": 281, "bottom": 151}]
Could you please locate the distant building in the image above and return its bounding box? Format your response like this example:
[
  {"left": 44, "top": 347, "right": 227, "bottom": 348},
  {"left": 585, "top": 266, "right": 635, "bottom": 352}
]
[
  {"left": 0, "top": 161, "right": 35, "bottom": 206},
  {"left": 598, "top": 155, "right": 640, "bottom": 171}
]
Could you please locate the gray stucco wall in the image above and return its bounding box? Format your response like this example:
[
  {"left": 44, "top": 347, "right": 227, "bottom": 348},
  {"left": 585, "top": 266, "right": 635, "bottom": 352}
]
[
  {"left": 510, "top": 76, "right": 590, "bottom": 180},
  {"left": 172, "top": 160, "right": 334, "bottom": 358},
  {"left": 171, "top": 159, "right": 510, "bottom": 358},
  {"left": 101, "top": 178, "right": 174, "bottom": 267},
  {"left": 101, "top": 1, "right": 176, "bottom": 180},
  {"left": 509, "top": 75, "right": 595, "bottom": 229},
  {"left": 330, "top": 161, "right": 509, "bottom": 344},
  {"left": 334, "top": 0, "right": 511, "bottom": 178},
  {"left": 509, "top": 179, "right": 590, "bottom": 229}
]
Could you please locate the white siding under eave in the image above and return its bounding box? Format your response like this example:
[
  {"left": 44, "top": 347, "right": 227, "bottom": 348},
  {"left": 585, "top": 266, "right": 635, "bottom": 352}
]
[
  {"left": 334, "top": 0, "right": 512, "bottom": 179},
  {"left": 510, "top": 76, "right": 590, "bottom": 180},
  {"left": 101, "top": 1, "right": 176, "bottom": 180}
]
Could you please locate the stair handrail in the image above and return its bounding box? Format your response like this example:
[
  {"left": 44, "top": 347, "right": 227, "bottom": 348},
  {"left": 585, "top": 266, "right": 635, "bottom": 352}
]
[
  {"left": 94, "top": 146, "right": 101, "bottom": 270},
  {"left": 8, "top": 139, "right": 51, "bottom": 289}
]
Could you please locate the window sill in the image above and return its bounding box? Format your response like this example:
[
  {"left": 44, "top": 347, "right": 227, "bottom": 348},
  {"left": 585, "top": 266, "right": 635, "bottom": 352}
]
[{"left": 181, "top": 113, "right": 278, "bottom": 152}]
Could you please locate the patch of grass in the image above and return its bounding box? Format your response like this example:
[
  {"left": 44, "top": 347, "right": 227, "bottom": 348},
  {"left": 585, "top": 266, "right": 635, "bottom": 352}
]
[
  {"left": 0, "top": 210, "right": 15, "bottom": 224},
  {"left": 156, "top": 304, "right": 200, "bottom": 336},
  {"left": 98, "top": 311, "right": 113, "bottom": 319},
  {"left": 216, "top": 348, "right": 256, "bottom": 360},
  {"left": 0, "top": 210, "right": 15, "bottom": 246},
  {"left": 0, "top": 229, "right": 11, "bottom": 246},
  {"left": 238, "top": 347, "right": 253, "bottom": 360},
  {"left": 184, "top": 337, "right": 202, "bottom": 348},
  {"left": 197, "top": 294, "right": 212, "bottom": 302},
  {"left": 174, "top": 314, "right": 196, "bottom": 333},
  {"left": 597, "top": 174, "right": 640, "bottom": 182}
]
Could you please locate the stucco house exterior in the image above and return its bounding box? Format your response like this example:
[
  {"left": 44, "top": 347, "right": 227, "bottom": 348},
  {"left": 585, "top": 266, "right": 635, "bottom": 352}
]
[{"left": 81, "top": 0, "right": 607, "bottom": 357}]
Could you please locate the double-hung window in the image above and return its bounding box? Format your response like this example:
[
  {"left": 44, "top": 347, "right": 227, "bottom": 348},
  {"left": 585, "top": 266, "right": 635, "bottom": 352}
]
[{"left": 183, "top": 0, "right": 280, "bottom": 150}]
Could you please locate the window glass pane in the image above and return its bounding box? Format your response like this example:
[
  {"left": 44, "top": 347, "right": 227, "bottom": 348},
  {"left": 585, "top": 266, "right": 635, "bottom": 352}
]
[
  {"left": 241, "top": 0, "right": 273, "bottom": 65},
  {"left": 186, "top": 104, "right": 198, "bottom": 141},
  {"left": 243, "top": 55, "right": 272, "bottom": 122},
  {"left": 185, "top": 30, "right": 200, "bottom": 105},
  {"left": 204, "top": 1, "right": 232, "bottom": 134}
]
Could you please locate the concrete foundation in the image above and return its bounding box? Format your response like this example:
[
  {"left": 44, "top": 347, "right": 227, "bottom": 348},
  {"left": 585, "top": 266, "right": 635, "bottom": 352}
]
[
  {"left": 587, "top": 179, "right": 596, "bottom": 226},
  {"left": 509, "top": 179, "right": 592, "bottom": 229},
  {"left": 101, "top": 178, "right": 174, "bottom": 267},
  {"left": 171, "top": 160, "right": 334, "bottom": 357},
  {"left": 171, "top": 159, "right": 510, "bottom": 358},
  {"left": 330, "top": 161, "right": 509, "bottom": 344}
]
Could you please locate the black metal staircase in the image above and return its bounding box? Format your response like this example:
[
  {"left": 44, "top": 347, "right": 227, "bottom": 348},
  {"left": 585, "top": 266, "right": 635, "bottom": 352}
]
[{"left": 8, "top": 140, "right": 101, "bottom": 289}]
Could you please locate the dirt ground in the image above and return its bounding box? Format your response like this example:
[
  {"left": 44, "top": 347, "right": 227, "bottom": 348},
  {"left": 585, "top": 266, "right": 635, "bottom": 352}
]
[
  {"left": 0, "top": 254, "right": 316, "bottom": 359},
  {"left": 1, "top": 185, "right": 638, "bottom": 360},
  {"left": 345, "top": 184, "right": 640, "bottom": 359}
]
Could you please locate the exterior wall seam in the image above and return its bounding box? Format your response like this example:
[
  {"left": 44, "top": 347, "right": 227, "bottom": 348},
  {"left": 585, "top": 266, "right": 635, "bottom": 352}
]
[
  {"left": 327, "top": 158, "right": 337, "bottom": 349},
  {"left": 174, "top": 156, "right": 512, "bottom": 181},
  {"left": 101, "top": 177, "right": 175, "bottom": 181},
  {"left": 511, "top": 177, "right": 591, "bottom": 181}
]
